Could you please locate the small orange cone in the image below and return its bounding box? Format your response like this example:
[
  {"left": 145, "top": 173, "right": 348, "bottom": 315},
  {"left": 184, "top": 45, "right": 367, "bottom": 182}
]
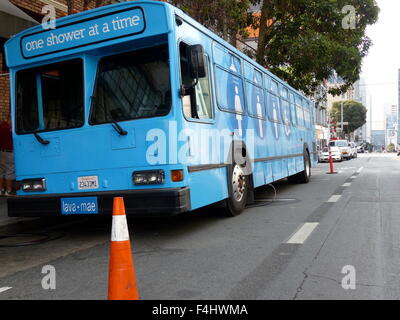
[{"left": 108, "top": 197, "right": 139, "bottom": 300}]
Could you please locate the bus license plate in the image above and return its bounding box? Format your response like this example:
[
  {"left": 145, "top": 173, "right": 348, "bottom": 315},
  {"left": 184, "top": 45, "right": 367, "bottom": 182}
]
[
  {"left": 78, "top": 176, "right": 99, "bottom": 190},
  {"left": 61, "top": 197, "right": 98, "bottom": 215}
]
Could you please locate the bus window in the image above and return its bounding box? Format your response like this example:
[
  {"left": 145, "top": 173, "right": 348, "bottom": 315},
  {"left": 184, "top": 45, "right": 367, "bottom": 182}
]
[
  {"left": 281, "top": 99, "right": 291, "bottom": 125},
  {"left": 270, "top": 80, "right": 279, "bottom": 94},
  {"left": 246, "top": 82, "right": 265, "bottom": 118},
  {"left": 253, "top": 69, "right": 262, "bottom": 86},
  {"left": 280, "top": 86, "right": 288, "bottom": 99},
  {"left": 180, "top": 42, "right": 212, "bottom": 120},
  {"left": 16, "top": 59, "right": 84, "bottom": 134},
  {"left": 90, "top": 44, "right": 171, "bottom": 125},
  {"left": 297, "top": 106, "right": 304, "bottom": 127},
  {"left": 289, "top": 93, "right": 297, "bottom": 126},
  {"left": 304, "top": 110, "right": 310, "bottom": 128},
  {"left": 266, "top": 92, "right": 281, "bottom": 123},
  {"left": 295, "top": 95, "right": 304, "bottom": 127},
  {"left": 16, "top": 71, "right": 39, "bottom": 133},
  {"left": 265, "top": 75, "right": 270, "bottom": 91},
  {"left": 214, "top": 66, "right": 245, "bottom": 114},
  {"left": 303, "top": 98, "right": 311, "bottom": 128}
]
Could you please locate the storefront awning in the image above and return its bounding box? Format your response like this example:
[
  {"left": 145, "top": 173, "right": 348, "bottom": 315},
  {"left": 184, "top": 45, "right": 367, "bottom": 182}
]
[{"left": 0, "top": 0, "right": 38, "bottom": 38}]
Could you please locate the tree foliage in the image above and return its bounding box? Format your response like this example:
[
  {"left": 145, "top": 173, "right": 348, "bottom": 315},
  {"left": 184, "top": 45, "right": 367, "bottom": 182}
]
[
  {"left": 168, "top": 0, "right": 254, "bottom": 46},
  {"left": 254, "top": 0, "right": 379, "bottom": 96},
  {"left": 64, "top": 0, "right": 379, "bottom": 99},
  {"left": 331, "top": 100, "right": 367, "bottom": 134}
]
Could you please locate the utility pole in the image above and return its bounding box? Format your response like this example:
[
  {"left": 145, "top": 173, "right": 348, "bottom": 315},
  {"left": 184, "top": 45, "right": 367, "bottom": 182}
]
[{"left": 341, "top": 102, "right": 344, "bottom": 139}]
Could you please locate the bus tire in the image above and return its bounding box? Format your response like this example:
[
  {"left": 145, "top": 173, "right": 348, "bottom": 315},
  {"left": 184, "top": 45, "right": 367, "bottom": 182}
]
[
  {"left": 222, "top": 161, "right": 249, "bottom": 217},
  {"left": 298, "top": 151, "right": 311, "bottom": 183},
  {"left": 288, "top": 151, "right": 311, "bottom": 184}
]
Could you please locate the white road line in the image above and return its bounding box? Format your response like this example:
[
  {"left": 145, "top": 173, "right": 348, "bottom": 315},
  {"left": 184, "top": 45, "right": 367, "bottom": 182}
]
[
  {"left": 286, "top": 223, "right": 319, "bottom": 244},
  {"left": 357, "top": 167, "right": 364, "bottom": 173},
  {"left": 0, "top": 287, "right": 12, "bottom": 294},
  {"left": 327, "top": 195, "right": 341, "bottom": 202},
  {"left": 350, "top": 176, "right": 357, "bottom": 179},
  {"left": 342, "top": 183, "right": 351, "bottom": 187}
]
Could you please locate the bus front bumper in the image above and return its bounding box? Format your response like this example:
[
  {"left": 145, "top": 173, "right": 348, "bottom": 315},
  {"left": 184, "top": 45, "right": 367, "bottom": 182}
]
[{"left": 7, "top": 187, "right": 191, "bottom": 217}]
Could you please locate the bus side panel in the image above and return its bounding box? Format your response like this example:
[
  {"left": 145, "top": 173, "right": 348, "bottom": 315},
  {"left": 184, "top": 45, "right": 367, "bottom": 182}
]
[
  {"left": 189, "top": 168, "right": 228, "bottom": 210},
  {"left": 288, "top": 157, "right": 297, "bottom": 176},
  {"left": 253, "top": 162, "right": 265, "bottom": 188},
  {"left": 263, "top": 162, "right": 273, "bottom": 184}
]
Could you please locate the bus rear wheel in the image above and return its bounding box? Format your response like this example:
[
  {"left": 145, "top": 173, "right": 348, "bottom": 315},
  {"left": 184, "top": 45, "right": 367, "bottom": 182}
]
[
  {"left": 288, "top": 152, "right": 311, "bottom": 184},
  {"left": 222, "top": 162, "right": 248, "bottom": 217}
]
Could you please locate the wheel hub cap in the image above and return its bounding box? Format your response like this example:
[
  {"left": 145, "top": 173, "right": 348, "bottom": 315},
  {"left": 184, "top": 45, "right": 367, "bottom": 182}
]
[{"left": 232, "top": 165, "right": 246, "bottom": 202}]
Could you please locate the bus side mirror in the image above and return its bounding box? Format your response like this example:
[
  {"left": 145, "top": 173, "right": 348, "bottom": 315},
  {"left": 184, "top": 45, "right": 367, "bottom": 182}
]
[{"left": 187, "top": 44, "right": 206, "bottom": 79}]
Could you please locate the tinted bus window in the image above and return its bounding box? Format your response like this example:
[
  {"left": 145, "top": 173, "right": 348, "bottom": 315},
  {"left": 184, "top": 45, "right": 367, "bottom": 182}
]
[
  {"left": 16, "top": 72, "right": 39, "bottom": 133},
  {"left": 297, "top": 106, "right": 304, "bottom": 126},
  {"left": 303, "top": 99, "right": 311, "bottom": 128},
  {"left": 265, "top": 75, "right": 271, "bottom": 91},
  {"left": 270, "top": 80, "right": 279, "bottom": 94},
  {"left": 295, "top": 95, "right": 304, "bottom": 126},
  {"left": 280, "top": 86, "right": 288, "bottom": 99},
  {"left": 90, "top": 45, "right": 171, "bottom": 124},
  {"left": 246, "top": 82, "right": 265, "bottom": 118},
  {"left": 16, "top": 59, "right": 84, "bottom": 134},
  {"left": 281, "top": 99, "right": 291, "bottom": 125},
  {"left": 267, "top": 92, "right": 281, "bottom": 122},
  {"left": 215, "top": 66, "right": 245, "bottom": 114},
  {"left": 289, "top": 92, "right": 297, "bottom": 125},
  {"left": 254, "top": 69, "right": 262, "bottom": 86},
  {"left": 304, "top": 110, "right": 310, "bottom": 127}
]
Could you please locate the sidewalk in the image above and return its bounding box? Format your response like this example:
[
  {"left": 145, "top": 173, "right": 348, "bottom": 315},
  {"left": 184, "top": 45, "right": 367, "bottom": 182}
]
[{"left": 0, "top": 197, "right": 38, "bottom": 234}]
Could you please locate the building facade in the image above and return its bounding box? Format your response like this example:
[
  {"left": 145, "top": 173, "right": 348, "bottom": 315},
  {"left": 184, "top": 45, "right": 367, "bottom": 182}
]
[
  {"left": 371, "top": 130, "right": 385, "bottom": 151},
  {"left": 353, "top": 79, "right": 369, "bottom": 143},
  {"left": 385, "top": 104, "right": 398, "bottom": 149},
  {"left": 398, "top": 69, "right": 400, "bottom": 145}
]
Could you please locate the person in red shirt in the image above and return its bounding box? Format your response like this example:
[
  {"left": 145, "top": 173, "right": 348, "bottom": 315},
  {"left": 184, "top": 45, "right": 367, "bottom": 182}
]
[{"left": 0, "top": 119, "right": 15, "bottom": 196}]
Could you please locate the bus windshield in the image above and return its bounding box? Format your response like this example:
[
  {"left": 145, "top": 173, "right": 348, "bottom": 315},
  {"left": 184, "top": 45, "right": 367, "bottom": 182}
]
[
  {"left": 16, "top": 59, "right": 84, "bottom": 134},
  {"left": 90, "top": 44, "right": 171, "bottom": 124}
]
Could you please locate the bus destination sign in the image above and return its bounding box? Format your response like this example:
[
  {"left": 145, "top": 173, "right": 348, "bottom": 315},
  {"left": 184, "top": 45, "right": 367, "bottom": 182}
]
[{"left": 21, "top": 7, "right": 145, "bottom": 59}]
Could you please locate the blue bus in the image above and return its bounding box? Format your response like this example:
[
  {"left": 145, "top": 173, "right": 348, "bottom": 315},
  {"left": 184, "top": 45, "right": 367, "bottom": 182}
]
[{"left": 5, "top": 0, "right": 317, "bottom": 218}]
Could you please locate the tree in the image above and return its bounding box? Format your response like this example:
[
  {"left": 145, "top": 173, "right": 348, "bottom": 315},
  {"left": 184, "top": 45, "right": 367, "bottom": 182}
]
[
  {"left": 330, "top": 100, "right": 367, "bottom": 134},
  {"left": 169, "top": 0, "right": 254, "bottom": 46},
  {"left": 253, "top": 0, "right": 379, "bottom": 96}
]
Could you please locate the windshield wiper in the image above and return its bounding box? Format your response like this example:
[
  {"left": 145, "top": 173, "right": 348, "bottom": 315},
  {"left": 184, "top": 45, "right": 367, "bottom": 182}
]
[
  {"left": 91, "top": 96, "right": 128, "bottom": 136},
  {"left": 33, "top": 131, "right": 50, "bottom": 145}
]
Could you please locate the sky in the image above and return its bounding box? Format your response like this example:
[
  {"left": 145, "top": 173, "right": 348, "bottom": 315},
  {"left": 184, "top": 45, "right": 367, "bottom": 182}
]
[{"left": 360, "top": 0, "right": 400, "bottom": 130}]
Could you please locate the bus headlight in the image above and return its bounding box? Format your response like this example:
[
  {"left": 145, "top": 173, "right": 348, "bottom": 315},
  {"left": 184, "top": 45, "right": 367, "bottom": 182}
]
[
  {"left": 22, "top": 178, "right": 47, "bottom": 192},
  {"left": 133, "top": 170, "right": 165, "bottom": 185}
]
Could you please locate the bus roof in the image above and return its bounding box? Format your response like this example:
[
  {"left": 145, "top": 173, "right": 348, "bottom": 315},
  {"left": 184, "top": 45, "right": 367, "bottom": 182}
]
[{"left": 5, "top": 0, "right": 311, "bottom": 103}]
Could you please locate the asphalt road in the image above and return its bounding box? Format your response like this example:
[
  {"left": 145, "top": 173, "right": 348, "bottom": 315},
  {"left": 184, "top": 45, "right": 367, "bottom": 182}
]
[{"left": 1, "top": 153, "right": 400, "bottom": 300}]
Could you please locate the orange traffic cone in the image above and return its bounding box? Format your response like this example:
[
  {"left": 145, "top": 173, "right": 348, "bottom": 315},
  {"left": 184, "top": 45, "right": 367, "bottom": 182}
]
[{"left": 108, "top": 197, "right": 139, "bottom": 300}]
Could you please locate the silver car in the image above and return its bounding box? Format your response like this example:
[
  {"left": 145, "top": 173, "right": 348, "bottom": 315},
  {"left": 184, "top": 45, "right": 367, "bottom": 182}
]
[{"left": 319, "top": 147, "right": 342, "bottom": 162}]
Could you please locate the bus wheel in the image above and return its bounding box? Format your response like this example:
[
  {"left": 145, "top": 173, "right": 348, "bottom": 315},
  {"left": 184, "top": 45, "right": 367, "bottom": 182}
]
[
  {"left": 298, "top": 152, "right": 311, "bottom": 183},
  {"left": 288, "top": 152, "right": 311, "bottom": 184},
  {"left": 222, "top": 162, "right": 248, "bottom": 217}
]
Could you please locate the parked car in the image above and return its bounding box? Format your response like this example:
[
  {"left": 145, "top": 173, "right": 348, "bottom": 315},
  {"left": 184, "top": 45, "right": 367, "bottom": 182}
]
[
  {"left": 357, "top": 146, "right": 365, "bottom": 153},
  {"left": 348, "top": 142, "right": 357, "bottom": 158},
  {"left": 329, "top": 140, "right": 352, "bottom": 160},
  {"left": 319, "top": 147, "right": 343, "bottom": 162}
]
